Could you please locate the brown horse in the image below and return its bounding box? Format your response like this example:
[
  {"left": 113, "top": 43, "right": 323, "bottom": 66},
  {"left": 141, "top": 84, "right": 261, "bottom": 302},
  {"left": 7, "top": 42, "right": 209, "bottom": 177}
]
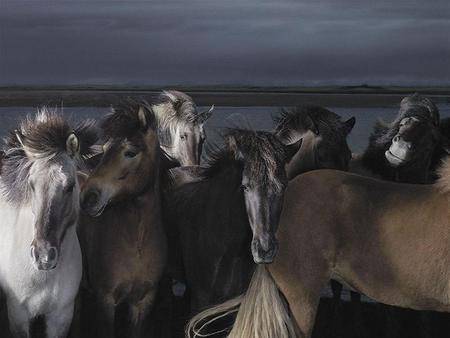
[
  {"left": 189, "top": 160, "right": 450, "bottom": 338},
  {"left": 78, "top": 103, "right": 166, "bottom": 338}
]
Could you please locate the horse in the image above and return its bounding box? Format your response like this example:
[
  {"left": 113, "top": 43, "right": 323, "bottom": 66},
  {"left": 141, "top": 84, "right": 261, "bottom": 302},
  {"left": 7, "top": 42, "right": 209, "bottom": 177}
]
[
  {"left": 273, "top": 105, "right": 355, "bottom": 179},
  {"left": 164, "top": 129, "right": 301, "bottom": 315},
  {"left": 0, "top": 108, "right": 96, "bottom": 337},
  {"left": 351, "top": 94, "right": 441, "bottom": 183},
  {"left": 151, "top": 90, "right": 214, "bottom": 168},
  {"left": 78, "top": 103, "right": 166, "bottom": 338},
  {"left": 188, "top": 159, "right": 450, "bottom": 338}
]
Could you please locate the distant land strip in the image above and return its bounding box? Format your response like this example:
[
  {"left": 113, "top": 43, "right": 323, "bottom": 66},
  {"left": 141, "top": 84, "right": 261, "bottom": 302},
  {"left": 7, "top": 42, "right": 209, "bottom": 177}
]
[{"left": 0, "top": 86, "right": 449, "bottom": 107}]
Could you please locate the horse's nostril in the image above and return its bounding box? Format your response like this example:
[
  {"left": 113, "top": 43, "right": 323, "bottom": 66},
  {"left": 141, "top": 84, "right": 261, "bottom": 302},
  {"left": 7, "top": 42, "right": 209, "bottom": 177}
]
[
  {"left": 48, "top": 247, "right": 58, "bottom": 261},
  {"left": 30, "top": 246, "right": 38, "bottom": 261},
  {"left": 83, "top": 189, "right": 99, "bottom": 209}
]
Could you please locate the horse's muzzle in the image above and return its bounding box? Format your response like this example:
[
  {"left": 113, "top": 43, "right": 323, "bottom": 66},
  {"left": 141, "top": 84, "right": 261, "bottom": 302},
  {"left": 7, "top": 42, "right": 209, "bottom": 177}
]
[
  {"left": 251, "top": 237, "right": 279, "bottom": 264},
  {"left": 31, "top": 245, "right": 58, "bottom": 271}
]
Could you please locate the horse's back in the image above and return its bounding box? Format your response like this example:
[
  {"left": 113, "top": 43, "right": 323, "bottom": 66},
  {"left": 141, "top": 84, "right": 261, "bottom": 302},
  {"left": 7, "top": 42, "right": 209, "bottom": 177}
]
[{"left": 275, "top": 169, "right": 450, "bottom": 311}]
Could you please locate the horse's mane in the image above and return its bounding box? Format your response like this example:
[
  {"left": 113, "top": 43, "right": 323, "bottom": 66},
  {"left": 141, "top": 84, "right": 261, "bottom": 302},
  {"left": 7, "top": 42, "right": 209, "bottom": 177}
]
[
  {"left": 273, "top": 105, "right": 347, "bottom": 143},
  {"left": 153, "top": 90, "right": 200, "bottom": 124},
  {"left": 151, "top": 90, "right": 202, "bottom": 147},
  {"left": 168, "top": 129, "right": 288, "bottom": 197},
  {"left": 102, "top": 99, "right": 157, "bottom": 139},
  {"left": 399, "top": 93, "right": 439, "bottom": 125},
  {"left": 1, "top": 107, "right": 99, "bottom": 204}
]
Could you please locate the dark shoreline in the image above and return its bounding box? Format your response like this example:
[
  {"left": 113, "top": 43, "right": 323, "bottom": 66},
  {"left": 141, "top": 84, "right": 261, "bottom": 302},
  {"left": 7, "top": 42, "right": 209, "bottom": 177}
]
[{"left": 0, "top": 86, "right": 449, "bottom": 107}]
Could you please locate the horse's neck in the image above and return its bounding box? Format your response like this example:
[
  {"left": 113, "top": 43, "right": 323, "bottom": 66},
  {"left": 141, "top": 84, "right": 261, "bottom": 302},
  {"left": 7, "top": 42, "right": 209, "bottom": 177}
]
[
  {"left": 395, "top": 158, "right": 431, "bottom": 184},
  {"left": 287, "top": 131, "right": 318, "bottom": 179},
  {"left": 160, "top": 151, "right": 178, "bottom": 171},
  {"left": 359, "top": 144, "right": 396, "bottom": 180},
  {"left": 116, "top": 183, "right": 164, "bottom": 245},
  {"left": 159, "top": 152, "right": 180, "bottom": 191}
]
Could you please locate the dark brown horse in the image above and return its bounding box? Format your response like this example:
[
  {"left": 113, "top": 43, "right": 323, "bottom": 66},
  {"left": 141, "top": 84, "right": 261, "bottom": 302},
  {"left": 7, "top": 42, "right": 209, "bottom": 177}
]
[
  {"left": 78, "top": 103, "right": 166, "bottom": 338},
  {"left": 165, "top": 129, "right": 301, "bottom": 315},
  {"left": 274, "top": 105, "right": 355, "bottom": 178}
]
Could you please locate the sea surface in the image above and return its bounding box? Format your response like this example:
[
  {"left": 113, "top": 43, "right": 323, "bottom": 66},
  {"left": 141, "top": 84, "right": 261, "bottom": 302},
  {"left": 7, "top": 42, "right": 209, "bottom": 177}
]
[{"left": 1, "top": 104, "right": 450, "bottom": 153}]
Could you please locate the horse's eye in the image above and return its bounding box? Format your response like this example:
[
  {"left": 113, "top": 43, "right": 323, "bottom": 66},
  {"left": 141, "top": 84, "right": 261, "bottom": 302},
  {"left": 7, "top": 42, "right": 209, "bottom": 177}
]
[
  {"left": 241, "top": 184, "right": 249, "bottom": 191},
  {"left": 124, "top": 150, "right": 138, "bottom": 158},
  {"left": 180, "top": 134, "right": 187, "bottom": 140}
]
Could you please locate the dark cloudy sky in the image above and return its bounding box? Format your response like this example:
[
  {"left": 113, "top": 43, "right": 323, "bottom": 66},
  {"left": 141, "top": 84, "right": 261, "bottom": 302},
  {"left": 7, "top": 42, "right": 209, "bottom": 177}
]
[{"left": 0, "top": 0, "right": 449, "bottom": 87}]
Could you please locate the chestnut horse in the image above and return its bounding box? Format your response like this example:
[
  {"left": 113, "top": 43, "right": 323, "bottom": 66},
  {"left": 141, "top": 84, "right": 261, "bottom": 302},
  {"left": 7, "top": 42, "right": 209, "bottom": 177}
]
[{"left": 189, "top": 160, "right": 450, "bottom": 338}]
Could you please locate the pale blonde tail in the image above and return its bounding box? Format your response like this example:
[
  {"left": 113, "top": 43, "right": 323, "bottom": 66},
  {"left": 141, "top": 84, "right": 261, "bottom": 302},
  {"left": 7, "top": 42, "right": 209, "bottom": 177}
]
[{"left": 186, "top": 265, "right": 297, "bottom": 338}]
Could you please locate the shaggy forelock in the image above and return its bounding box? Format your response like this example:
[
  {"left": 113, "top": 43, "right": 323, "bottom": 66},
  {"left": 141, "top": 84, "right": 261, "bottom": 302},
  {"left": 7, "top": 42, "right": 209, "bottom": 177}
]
[
  {"left": 202, "top": 129, "right": 288, "bottom": 193},
  {"left": 101, "top": 100, "right": 157, "bottom": 139},
  {"left": 152, "top": 90, "right": 203, "bottom": 146},
  {"left": 274, "top": 105, "right": 347, "bottom": 144},
  {"left": 1, "top": 107, "right": 98, "bottom": 204}
]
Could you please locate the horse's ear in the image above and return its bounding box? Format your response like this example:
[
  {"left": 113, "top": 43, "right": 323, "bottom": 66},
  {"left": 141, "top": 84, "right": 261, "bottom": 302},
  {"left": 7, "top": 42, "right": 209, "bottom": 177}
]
[
  {"left": 284, "top": 138, "right": 303, "bottom": 163},
  {"left": 138, "top": 107, "right": 148, "bottom": 130},
  {"left": 66, "top": 133, "right": 80, "bottom": 157},
  {"left": 15, "top": 130, "right": 25, "bottom": 147},
  {"left": 77, "top": 171, "right": 89, "bottom": 190},
  {"left": 343, "top": 117, "right": 356, "bottom": 134},
  {"left": 228, "top": 135, "right": 244, "bottom": 160},
  {"left": 199, "top": 105, "right": 214, "bottom": 123}
]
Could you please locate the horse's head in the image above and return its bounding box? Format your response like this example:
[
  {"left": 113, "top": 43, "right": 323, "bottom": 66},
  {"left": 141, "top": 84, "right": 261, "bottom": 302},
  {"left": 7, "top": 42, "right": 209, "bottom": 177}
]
[
  {"left": 80, "top": 104, "right": 159, "bottom": 217},
  {"left": 152, "top": 90, "right": 214, "bottom": 166},
  {"left": 385, "top": 116, "right": 440, "bottom": 167},
  {"left": 382, "top": 95, "right": 440, "bottom": 168},
  {"left": 2, "top": 110, "right": 96, "bottom": 270},
  {"left": 274, "top": 106, "right": 355, "bottom": 178},
  {"left": 226, "top": 129, "right": 301, "bottom": 264}
]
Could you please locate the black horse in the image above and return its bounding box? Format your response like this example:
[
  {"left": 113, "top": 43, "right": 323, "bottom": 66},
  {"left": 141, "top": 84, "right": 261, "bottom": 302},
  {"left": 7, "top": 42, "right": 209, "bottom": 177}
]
[{"left": 351, "top": 93, "right": 442, "bottom": 183}]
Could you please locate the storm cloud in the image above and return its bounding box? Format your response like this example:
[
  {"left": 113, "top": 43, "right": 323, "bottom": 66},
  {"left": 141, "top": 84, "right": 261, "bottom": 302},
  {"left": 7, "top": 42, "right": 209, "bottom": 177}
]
[{"left": 0, "top": 0, "right": 449, "bottom": 86}]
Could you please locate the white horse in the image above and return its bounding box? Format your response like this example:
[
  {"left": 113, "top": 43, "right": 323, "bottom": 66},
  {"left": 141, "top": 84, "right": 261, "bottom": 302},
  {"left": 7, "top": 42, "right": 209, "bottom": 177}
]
[
  {"left": 151, "top": 90, "right": 214, "bottom": 166},
  {"left": 0, "top": 109, "right": 95, "bottom": 337}
]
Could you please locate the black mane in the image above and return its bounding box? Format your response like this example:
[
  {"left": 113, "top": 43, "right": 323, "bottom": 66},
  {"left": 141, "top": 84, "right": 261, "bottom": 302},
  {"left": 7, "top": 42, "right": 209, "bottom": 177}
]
[
  {"left": 102, "top": 100, "right": 157, "bottom": 139},
  {"left": 170, "top": 129, "right": 288, "bottom": 193},
  {"left": 273, "top": 105, "right": 348, "bottom": 142}
]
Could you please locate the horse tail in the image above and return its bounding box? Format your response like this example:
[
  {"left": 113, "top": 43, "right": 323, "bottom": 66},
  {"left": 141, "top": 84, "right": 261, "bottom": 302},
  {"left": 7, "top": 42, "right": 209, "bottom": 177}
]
[{"left": 186, "top": 265, "right": 297, "bottom": 338}]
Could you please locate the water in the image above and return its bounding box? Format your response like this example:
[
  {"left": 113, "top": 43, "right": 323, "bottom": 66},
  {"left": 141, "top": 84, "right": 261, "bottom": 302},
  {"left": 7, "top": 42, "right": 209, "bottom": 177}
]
[{"left": 1, "top": 105, "right": 450, "bottom": 153}]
